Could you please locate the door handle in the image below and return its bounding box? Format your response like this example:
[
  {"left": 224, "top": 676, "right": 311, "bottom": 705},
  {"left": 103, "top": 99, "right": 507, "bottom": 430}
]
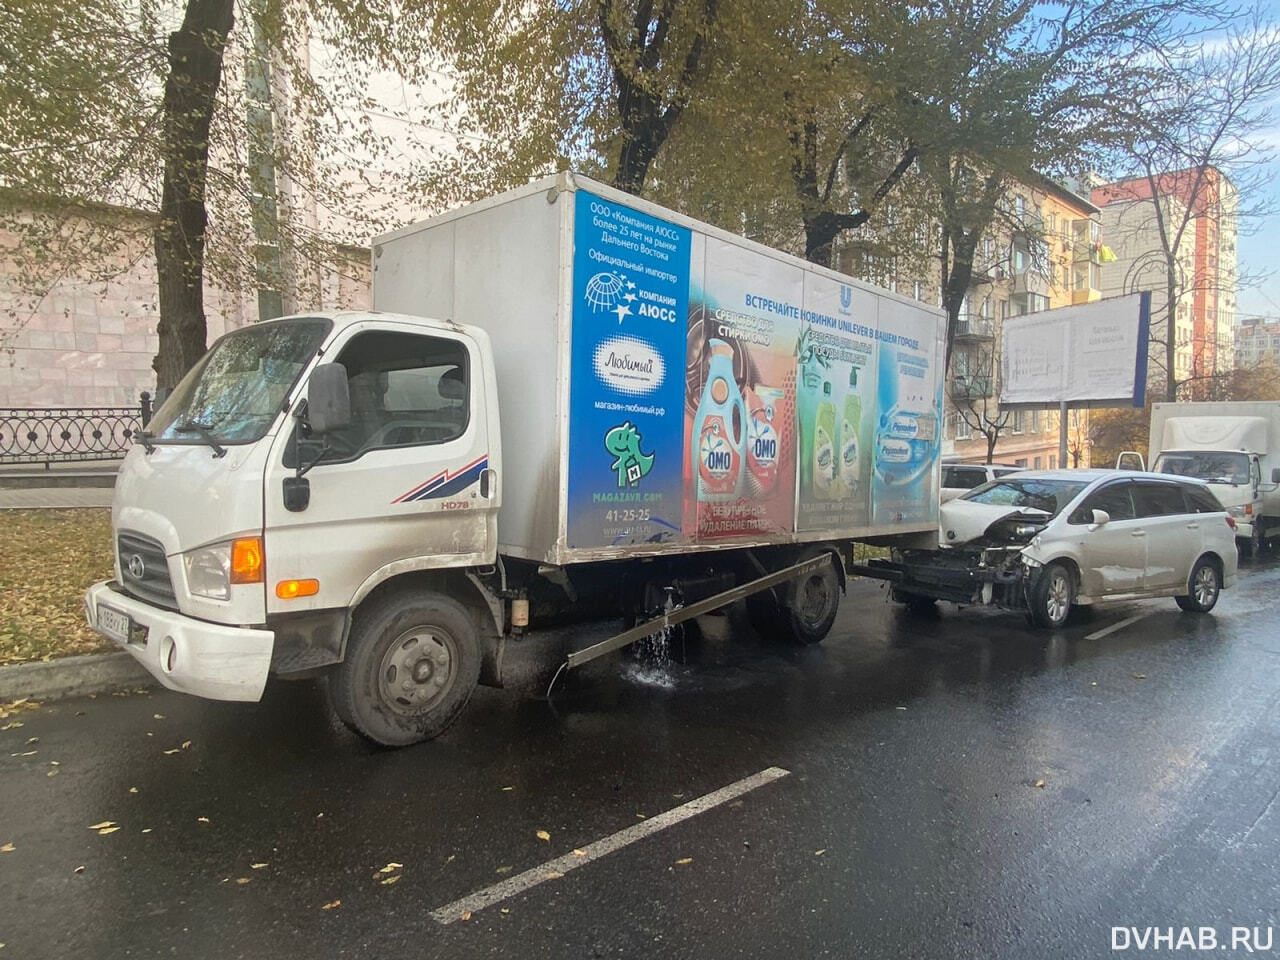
[
  {"left": 480, "top": 468, "right": 496, "bottom": 499},
  {"left": 1131, "top": 530, "right": 1145, "bottom": 537},
  {"left": 1185, "top": 523, "right": 1199, "bottom": 529}
]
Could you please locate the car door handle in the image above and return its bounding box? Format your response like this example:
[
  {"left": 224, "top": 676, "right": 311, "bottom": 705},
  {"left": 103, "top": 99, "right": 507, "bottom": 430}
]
[
  {"left": 1185, "top": 522, "right": 1199, "bottom": 529},
  {"left": 480, "top": 468, "right": 496, "bottom": 499},
  {"left": 1131, "top": 530, "right": 1145, "bottom": 537}
]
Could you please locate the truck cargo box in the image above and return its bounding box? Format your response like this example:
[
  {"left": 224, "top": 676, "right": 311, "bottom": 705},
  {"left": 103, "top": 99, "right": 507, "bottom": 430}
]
[{"left": 372, "top": 172, "right": 946, "bottom": 565}]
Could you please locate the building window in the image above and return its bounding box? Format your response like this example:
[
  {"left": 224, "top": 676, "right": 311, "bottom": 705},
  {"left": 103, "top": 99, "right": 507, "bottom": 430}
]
[
  {"left": 956, "top": 415, "right": 972, "bottom": 440},
  {"left": 1029, "top": 409, "right": 1040, "bottom": 433},
  {"left": 1034, "top": 456, "right": 1042, "bottom": 469},
  {"left": 1050, "top": 455, "right": 1056, "bottom": 469},
  {"left": 1015, "top": 457, "right": 1028, "bottom": 467},
  {"left": 1012, "top": 410, "right": 1024, "bottom": 433}
]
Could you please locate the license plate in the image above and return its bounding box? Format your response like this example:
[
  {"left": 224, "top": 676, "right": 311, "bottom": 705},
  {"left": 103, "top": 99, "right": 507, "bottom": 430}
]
[{"left": 97, "top": 604, "right": 132, "bottom": 644}]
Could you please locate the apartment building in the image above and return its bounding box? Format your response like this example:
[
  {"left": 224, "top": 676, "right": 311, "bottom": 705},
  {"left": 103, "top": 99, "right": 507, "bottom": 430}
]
[
  {"left": 947, "top": 176, "right": 1102, "bottom": 469},
  {"left": 1235, "top": 318, "right": 1280, "bottom": 369},
  {"left": 1090, "top": 168, "right": 1237, "bottom": 397}
]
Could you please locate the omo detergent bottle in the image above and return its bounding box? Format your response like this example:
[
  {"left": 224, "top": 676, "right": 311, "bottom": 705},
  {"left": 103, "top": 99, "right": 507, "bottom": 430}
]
[
  {"left": 745, "top": 385, "right": 784, "bottom": 498},
  {"left": 839, "top": 367, "right": 862, "bottom": 496},
  {"left": 813, "top": 381, "right": 838, "bottom": 500},
  {"left": 692, "top": 339, "right": 747, "bottom": 502}
]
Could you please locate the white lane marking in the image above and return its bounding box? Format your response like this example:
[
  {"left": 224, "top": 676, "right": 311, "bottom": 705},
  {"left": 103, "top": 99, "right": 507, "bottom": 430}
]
[
  {"left": 1085, "top": 613, "right": 1150, "bottom": 641},
  {"left": 429, "top": 766, "right": 791, "bottom": 924}
]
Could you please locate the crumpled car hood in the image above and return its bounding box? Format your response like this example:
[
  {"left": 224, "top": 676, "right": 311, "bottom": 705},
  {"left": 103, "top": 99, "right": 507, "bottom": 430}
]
[{"left": 938, "top": 500, "right": 1052, "bottom": 546}]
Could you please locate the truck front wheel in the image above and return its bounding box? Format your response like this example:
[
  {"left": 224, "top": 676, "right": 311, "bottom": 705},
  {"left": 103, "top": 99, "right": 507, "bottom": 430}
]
[
  {"left": 778, "top": 551, "right": 841, "bottom": 645},
  {"left": 332, "top": 592, "right": 481, "bottom": 747}
]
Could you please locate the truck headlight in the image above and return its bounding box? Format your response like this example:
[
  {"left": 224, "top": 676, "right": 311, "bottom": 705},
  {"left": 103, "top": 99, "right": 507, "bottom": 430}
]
[
  {"left": 183, "top": 544, "right": 231, "bottom": 600},
  {"left": 1226, "top": 504, "right": 1249, "bottom": 519}
]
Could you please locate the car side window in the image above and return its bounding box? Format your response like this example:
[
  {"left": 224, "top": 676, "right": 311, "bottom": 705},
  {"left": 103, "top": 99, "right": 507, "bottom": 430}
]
[
  {"left": 1184, "top": 485, "right": 1223, "bottom": 514},
  {"left": 945, "top": 466, "right": 985, "bottom": 488},
  {"left": 1133, "top": 482, "right": 1187, "bottom": 518},
  {"left": 310, "top": 330, "right": 469, "bottom": 463},
  {"left": 1069, "top": 482, "right": 1135, "bottom": 524}
]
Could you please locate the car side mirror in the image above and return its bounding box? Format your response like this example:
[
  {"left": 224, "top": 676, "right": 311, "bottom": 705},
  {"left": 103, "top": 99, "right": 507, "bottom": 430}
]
[
  {"left": 1090, "top": 509, "right": 1111, "bottom": 527},
  {"left": 305, "top": 363, "right": 351, "bottom": 435}
]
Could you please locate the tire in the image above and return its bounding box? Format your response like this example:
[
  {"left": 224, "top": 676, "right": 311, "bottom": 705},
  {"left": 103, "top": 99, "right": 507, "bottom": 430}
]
[
  {"left": 890, "top": 586, "right": 937, "bottom": 614},
  {"left": 1240, "top": 522, "right": 1263, "bottom": 559},
  {"left": 777, "top": 551, "right": 841, "bottom": 645},
  {"left": 1028, "top": 561, "right": 1073, "bottom": 629},
  {"left": 332, "top": 592, "right": 481, "bottom": 747},
  {"left": 744, "top": 591, "right": 783, "bottom": 639},
  {"left": 1175, "top": 556, "right": 1221, "bottom": 613}
]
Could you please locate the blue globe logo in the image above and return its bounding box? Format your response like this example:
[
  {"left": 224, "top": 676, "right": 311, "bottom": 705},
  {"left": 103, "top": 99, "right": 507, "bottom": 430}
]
[{"left": 584, "top": 272, "right": 626, "bottom": 313}]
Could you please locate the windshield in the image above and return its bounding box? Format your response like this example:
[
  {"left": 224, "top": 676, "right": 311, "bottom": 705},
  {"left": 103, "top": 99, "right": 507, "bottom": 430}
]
[
  {"left": 1154, "top": 450, "right": 1251, "bottom": 485},
  {"left": 961, "top": 477, "right": 1091, "bottom": 518},
  {"left": 148, "top": 318, "right": 332, "bottom": 445}
]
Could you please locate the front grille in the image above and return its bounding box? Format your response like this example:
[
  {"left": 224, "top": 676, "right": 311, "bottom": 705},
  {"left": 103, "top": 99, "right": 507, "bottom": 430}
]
[{"left": 117, "top": 531, "right": 178, "bottom": 611}]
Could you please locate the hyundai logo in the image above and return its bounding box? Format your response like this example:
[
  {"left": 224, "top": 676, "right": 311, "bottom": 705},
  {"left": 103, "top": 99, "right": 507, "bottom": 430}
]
[{"left": 127, "top": 554, "right": 146, "bottom": 580}]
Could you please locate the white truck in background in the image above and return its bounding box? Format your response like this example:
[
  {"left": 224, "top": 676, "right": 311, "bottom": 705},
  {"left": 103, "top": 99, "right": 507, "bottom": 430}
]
[
  {"left": 1124, "top": 401, "right": 1280, "bottom": 556},
  {"left": 84, "top": 172, "right": 946, "bottom": 746}
]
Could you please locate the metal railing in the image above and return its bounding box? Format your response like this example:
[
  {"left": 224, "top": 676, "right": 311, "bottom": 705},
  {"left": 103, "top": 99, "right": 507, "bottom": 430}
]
[{"left": 0, "top": 393, "right": 152, "bottom": 468}]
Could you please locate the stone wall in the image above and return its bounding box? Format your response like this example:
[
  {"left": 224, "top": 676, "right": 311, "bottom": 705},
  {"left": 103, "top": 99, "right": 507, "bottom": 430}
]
[{"left": 0, "top": 201, "right": 371, "bottom": 408}]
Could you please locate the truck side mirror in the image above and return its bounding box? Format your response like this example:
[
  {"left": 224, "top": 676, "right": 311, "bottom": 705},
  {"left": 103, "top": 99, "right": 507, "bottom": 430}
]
[
  {"left": 1116, "top": 451, "right": 1144, "bottom": 471},
  {"left": 306, "top": 363, "right": 351, "bottom": 434},
  {"left": 1272, "top": 467, "right": 1280, "bottom": 485}
]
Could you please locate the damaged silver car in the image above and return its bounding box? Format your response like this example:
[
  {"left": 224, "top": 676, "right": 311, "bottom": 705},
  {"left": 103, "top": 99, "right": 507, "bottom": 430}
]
[{"left": 876, "top": 470, "right": 1239, "bottom": 628}]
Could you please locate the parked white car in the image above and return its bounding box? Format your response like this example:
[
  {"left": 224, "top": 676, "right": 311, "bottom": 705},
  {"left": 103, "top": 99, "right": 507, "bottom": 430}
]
[
  {"left": 885, "top": 470, "right": 1238, "bottom": 628},
  {"left": 940, "top": 460, "right": 1024, "bottom": 502}
]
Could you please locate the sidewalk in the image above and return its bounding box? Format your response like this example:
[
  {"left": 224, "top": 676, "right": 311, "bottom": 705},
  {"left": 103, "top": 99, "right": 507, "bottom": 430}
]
[{"left": 0, "top": 460, "right": 120, "bottom": 509}]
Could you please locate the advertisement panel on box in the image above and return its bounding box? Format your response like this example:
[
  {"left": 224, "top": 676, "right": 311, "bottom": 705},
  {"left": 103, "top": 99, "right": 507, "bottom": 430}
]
[
  {"left": 566, "top": 191, "right": 691, "bottom": 548},
  {"left": 567, "top": 190, "right": 941, "bottom": 548}
]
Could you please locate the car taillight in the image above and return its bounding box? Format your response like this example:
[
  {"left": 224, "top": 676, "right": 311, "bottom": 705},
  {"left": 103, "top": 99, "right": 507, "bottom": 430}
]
[{"left": 1226, "top": 516, "right": 1237, "bottom": 531}]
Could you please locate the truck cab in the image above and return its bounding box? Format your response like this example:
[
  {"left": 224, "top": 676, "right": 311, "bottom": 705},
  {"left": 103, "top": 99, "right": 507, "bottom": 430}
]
[{"left": 86, "top": 311, "right": 506, "bottom": 740}]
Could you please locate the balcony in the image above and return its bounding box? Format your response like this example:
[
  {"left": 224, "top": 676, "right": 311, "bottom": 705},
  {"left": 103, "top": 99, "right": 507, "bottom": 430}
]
[
  {"left": 955, "top": 314, "right": 995, "bottom": 341},
  {"left": 950, "top": 376, "right": 994, "bottom": 400},
  {"left": 1011, "top": 267, "right": 1050, "bottom": 296}
]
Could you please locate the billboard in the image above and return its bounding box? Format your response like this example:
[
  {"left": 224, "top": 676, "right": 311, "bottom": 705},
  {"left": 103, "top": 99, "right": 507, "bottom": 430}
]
[
  {"left": 567, "top": 190, "right": 942, "bottom": 549},
  {"left": 999, "top": 292, "right": 1150, "bottom": 407}
]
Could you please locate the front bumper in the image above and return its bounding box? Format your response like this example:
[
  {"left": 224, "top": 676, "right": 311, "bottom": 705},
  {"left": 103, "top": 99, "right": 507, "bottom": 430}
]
[{"left": 84, "top": 581, "right": 274, "bottom": 702}]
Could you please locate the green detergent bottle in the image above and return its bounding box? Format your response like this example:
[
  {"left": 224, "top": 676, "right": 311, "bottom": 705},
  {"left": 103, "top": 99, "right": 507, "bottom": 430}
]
[
  {"left": 839, "top": 367, "right": 862, "bottom": 498},
  {"left": 813, "top": 381, "right": 837, "bottom": 500}
]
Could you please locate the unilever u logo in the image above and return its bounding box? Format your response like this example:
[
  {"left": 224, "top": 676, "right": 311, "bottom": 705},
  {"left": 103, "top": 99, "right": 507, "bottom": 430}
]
[{"left": 840, "top": 284, "right": 852, "bottom": 310}]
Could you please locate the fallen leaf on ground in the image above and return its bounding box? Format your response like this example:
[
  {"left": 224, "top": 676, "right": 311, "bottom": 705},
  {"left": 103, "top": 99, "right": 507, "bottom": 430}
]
[
  {"left": 895, "top": 706, "right": 907, "bottom": 711},
  {"left": 73, "top": 866, "right": 85, "bottom": 874},
  {"left": 501, "top": 909, "right": 510, "bottom": 915},
  {"left": 1132, "top": 674, "right": 1147, "bottom": 680},
  {"left": 321, "top": 900, "right": 341, "bottom": 911},
  {"left": 1034, "top": 779, "right": 1046, "bottom": 789},
  {"left": 25, "top": 738, "right": 37, "bottom": 744},
  {"left": 674, "top": 858, "right": 692, "bottom": 866},
  {"left": 197, "top": 817, "right": 210, "bottom": 824},
  {"left": 250, "top": 863, "right": 268, "bottom": 870},
  {"left": 814, "top": 849, "right": 826, "bottom": 856},
  {"left": 376, "top": 862, "right": 403, "bottom": 874},
  {"left": 88, "top": 822, "right": 116, "bottom": 830},
  {"left": 0, "top": 843, "right": 14, "bottom": 853},
  {"left": 544, "top": 871, "right": 564, "bottom": 880},
  {"left": 13, "top": 751, "right": 36, "bottom": 757},
  {"left": 128, "top": 787, "right": 138, "bottom": 794},
  {"left": 181, "top": 741, "right": 192, "bottom": 750},
  {"left": 315, "top": 812, "right": 324, "bottom": 819},
  {"left": 141, "top": 829, "right": 152, "bottom": 834},
  {"left": 636, "top": 813, "right": 646, "bottom": 819},
  {"left": 380, "top": 875, "right": 400, "bottom": 886},
  {"left": 153, "top": 714, "right": 165, "bottom": 720},
  {"left": 97, "top": 827, "right": 120, "bottom": 836},
  {"left": 536, "top": 830, "right": 550, "bottom": 842},
  {"left": 46, "top": 769, "right": 57, "bottom": 778},
  {"left": 501, "top": 786, "right": 514, "bottom": 792},
  {"left": 48, "top": 760, "right": 58, "bottom": 766},
  {"left": 0, "top": 723, "right": 23, "bottom": 731},
  {"left": 494, "top": 865, "right": 513, "bottom": 875},
  {"left": 235, "top": 878, "right": 250, "bottom": 885},
  {"left": 572, "top": 849, "right": 587, "bottom": 857},
  {"left": 445, "top": 854, "right": 455, "bottom": 863},
  {"left": 162, "top": 748, "right": 181, "bottom": 756}
]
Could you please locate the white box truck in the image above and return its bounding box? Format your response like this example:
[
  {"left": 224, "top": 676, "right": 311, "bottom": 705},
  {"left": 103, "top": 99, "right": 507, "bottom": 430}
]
[
  {"left": 1137, "top": 401, "right": 1280, "bottom": 556},
  {"left": 85, "top": 172, "right": 946, "bottom": 745}
]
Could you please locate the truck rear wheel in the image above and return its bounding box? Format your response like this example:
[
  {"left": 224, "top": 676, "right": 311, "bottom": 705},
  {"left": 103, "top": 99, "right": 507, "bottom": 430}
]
[
  {"left": 778, "top": 551, "right": 841, "bottom": 645},
  {"left": 332, "top": 592, "right": 480, "bottom": 747}
]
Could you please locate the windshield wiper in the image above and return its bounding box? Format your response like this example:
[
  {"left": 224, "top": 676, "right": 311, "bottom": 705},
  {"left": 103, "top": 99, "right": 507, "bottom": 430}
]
[
  {"left": 135, "top": 429, "right": 156, "bottom": 454},
  {"left": 1202, "top": 476, "right": 1237, "bottom": 485},
  {"left": 175, "top": 420, "right": 227, "bottom": 458}
]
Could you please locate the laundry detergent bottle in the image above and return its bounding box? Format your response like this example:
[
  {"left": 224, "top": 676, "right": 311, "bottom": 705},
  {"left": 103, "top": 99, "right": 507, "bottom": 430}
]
[
  {"left": 746, "top": 385, "right": 784, "bottom": 498},
  {"left": 839, "top": 367, "right": 862, "bottom": 496},
  {"left": 692, "top": 339, "right": 747, "bottom": 501},
  {"left": 813, "top": 380, "right": 838, "bottom": 500}
]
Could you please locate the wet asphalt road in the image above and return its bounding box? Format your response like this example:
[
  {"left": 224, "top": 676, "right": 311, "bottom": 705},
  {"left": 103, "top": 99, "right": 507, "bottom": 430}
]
[{"left": 3, "top": 559, "right": 1280, "bottom": 960}]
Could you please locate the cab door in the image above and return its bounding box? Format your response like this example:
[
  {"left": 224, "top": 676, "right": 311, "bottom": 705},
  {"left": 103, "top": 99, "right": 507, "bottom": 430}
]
[{"left": 263, "top": 320, "right": 498, "bottom": 619}]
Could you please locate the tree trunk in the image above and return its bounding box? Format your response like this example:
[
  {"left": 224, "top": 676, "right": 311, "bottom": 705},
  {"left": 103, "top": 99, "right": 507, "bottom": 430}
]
[{"left": 153, "top": 0, "right": 235, "bottom": 390}]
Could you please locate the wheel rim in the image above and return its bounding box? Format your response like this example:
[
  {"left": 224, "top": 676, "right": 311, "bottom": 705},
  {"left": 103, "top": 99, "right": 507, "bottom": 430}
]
[
  {"left": 796, "top": 570, "right": 834, "bottom": 628},
  {"left": 1193, "top": 565, "right": 1218, "bottom": 606},
  {"left": 1046, "top": 570, "right": 1070, "bottom": 624},
  {"left": 378, "top": 626, "right": 457, "bottom": 715}
]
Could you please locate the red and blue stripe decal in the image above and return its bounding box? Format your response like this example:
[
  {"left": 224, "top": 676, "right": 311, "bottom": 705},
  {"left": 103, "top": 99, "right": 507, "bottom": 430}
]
[{"left": 393, "top": 455, "right": 488, "bottom": 503}]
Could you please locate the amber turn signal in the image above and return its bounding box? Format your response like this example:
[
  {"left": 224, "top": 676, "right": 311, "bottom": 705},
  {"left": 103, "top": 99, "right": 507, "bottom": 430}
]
[
  {"left": 275, "top": 579, "right": 319, "bottom": 600},
  {"left": 230, "top": 537, "right": 265, "bottom": 584}
]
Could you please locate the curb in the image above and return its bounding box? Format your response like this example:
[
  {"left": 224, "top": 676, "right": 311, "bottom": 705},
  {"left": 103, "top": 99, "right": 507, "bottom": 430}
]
[{"left": 0, "top": 652, "right": 156, "bottom": 703}]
